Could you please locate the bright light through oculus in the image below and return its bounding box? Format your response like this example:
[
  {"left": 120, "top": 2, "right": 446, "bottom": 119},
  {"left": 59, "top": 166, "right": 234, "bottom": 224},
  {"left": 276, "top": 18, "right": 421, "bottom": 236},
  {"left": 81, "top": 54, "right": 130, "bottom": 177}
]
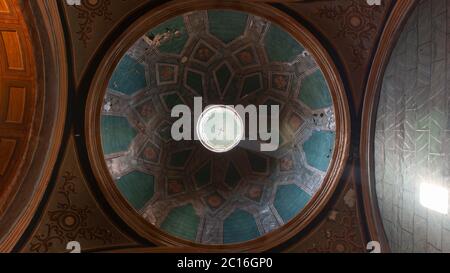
[
  {"left": 197, "top": 105, "right": 244, "bottom": 153},
  {"left": 420, "top": 183, "right": 448, "bottom": 215}
]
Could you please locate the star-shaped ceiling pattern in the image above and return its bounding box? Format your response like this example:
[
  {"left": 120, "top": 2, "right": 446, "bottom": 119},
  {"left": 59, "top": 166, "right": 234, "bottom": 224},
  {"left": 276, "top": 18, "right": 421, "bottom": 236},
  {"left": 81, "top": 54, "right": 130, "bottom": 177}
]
[{"left": 101, "top": 10, "right": 336, "bottom": 244}]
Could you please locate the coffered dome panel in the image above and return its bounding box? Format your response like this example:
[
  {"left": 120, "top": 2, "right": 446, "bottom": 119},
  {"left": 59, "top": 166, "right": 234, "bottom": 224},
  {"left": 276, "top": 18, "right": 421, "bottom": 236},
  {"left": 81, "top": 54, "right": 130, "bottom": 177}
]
[
  {"left": 101, "top": 9, "right": 335, "bottom": 245},
  {"left": 86, "top": 3, "right": 350, "bottom": 251}
]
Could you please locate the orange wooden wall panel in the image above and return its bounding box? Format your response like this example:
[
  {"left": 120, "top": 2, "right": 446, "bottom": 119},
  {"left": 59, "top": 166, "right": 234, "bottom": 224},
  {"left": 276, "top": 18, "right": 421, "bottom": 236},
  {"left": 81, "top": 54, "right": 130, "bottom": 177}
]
[
  {"left": 0, "top": 0, "right": 9, "bottom": 13},
  {"left": 6, "top": 87, "right": 26, "bottom": 124},
  {"left": 0, "top": 0, "right": 38, "bottom": 216},
  {"left": 1, "top": 31, "right": 24, "bottom": 70},
  {"left": 0, "top": 138, "right": 16, "bottom": 176}
]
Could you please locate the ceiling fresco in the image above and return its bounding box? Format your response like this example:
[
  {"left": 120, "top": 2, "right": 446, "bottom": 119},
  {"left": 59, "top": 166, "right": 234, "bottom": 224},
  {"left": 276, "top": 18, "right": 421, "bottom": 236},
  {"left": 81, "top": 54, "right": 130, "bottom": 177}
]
[{"left": 100, "top": 10, "right": 336, "bottom": 245}]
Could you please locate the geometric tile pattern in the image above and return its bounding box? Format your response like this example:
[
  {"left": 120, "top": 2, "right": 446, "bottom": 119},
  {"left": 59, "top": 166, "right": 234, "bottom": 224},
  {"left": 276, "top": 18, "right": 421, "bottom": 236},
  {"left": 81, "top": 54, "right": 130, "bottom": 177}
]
[
  {"left": 235, "top": 45, "right": 259, "bottom": 67},
  {"left": 161, "top": 92, "right": 184, "bottom": 112},
  {"left": 101, "top": 10, "right": 336, "bottom": 245},
  {"left": 169, "top": 149, "right": 193, "bottom": 169},
  {"left": 241, "top": 73, "right": 263, "bottom": 98},
  {"left": 375, "top": 0, "right": 450, "bottom": 253},
  {"left": 108, "top": 55, "right": 147, "bottom": 95},
  {"left": 193, "top": 41, "right": 216, "bottom": 64},
  {"left": 208, "top": 10, "right": 248, "bottom": 44},
  {"left": 185, "top": 69, "right": 205, "bottom": 95},
  {"left": 167, "top": 178, "right": 185, "bottom": 196},
  {"left": 160, "top": 204, "right": 200, "bottom": 241},
  {"left": 303, "top": 131, "right": 335, "bottom": 172},
  {"left": 100, "top": 116, "right": 137, "bottom": 155},
  {"left": 247, "top": 152, "right": 269, "bottom": 174},
  {"left": 271, "top": 73, "right": 291, "bottom": 93},
  {"left": 299, "top": 71, "right": 333, "bottom": 110},
  {"left": 134, "top": 99, "right": 155, "bottom": 123},
  {"left": 274, "top": 184, "right": 311, "bottom": 222},
  {"left": 194, "top": 161, "right": 212, "bottom": 189},
  {"left": 264, "top": 24, "right": 305, "bottom": 63},
  {"left": 223, "top": 209, "right": 260, "bottom": 244},
  {"left": 139, "top": 141, "right": 160, "bottom": 164},
  {"left": 156, "top": 64, "right": 178, "bottom": 85},
  {"left": 116, "top": 171, "right": 155, "bottom": 210},
  {"left": 214, "top": 62, "right": 233, "bottom": 96},
  {"left": 224, "top": 162, "right": 241, "bottom": 189}
]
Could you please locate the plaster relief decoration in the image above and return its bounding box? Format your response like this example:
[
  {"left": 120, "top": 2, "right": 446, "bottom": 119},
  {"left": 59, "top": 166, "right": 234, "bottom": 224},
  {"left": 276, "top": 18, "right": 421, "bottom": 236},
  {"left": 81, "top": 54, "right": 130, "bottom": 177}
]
[
  {"left": 71, "top": 0, "right": 113, "bottom": 47},
  {"left": 29, "top": 172, "right": 114, "bottom": 253},
  {"left": 25, "top": 139, "right": 134, "bottom": 253},
  {"left": 62, "top": 0, "right": 146, "bottom": 83},
  {"left": 289, "top": 186, "right": 365, "bottom": 253},
  {"left": 316, "top": 0, "right": 384, "bottom": 69}
]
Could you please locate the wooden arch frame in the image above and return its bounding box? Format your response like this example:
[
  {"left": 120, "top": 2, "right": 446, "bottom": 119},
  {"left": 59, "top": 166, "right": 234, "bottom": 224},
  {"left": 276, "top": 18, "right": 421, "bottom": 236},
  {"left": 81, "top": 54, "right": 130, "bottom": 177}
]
[
  {"left": 360, "top": 0, "right": 417, "bottom": 253},
  {"left": 85, "top": 0, "right": 351, "bottom": 252},
  {"left": 0, "top": 0, "right": 68, "bottom": 252}
]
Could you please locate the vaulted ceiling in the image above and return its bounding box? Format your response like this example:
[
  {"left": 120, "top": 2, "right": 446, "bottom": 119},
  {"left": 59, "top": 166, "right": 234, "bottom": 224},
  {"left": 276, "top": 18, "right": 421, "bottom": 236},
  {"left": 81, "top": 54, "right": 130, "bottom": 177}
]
[
  {"left": 101, "top": 10, "right": 336, "bottom": 244},
  {"left": 0, "top": 0, "right": 407, "bottom": 253}
]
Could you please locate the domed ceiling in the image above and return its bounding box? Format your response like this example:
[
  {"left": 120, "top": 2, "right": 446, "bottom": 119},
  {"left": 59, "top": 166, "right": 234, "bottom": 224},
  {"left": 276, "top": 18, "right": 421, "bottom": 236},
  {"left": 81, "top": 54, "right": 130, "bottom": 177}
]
[{"left": 100, "top": 10, "right": 336, "bottom": 245}]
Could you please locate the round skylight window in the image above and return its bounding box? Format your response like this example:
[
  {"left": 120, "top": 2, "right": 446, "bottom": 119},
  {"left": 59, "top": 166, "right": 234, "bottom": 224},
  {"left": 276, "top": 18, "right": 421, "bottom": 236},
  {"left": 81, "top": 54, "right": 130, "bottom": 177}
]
[{"left": 197, "top": 105, "right": 244, "bottom": 153}]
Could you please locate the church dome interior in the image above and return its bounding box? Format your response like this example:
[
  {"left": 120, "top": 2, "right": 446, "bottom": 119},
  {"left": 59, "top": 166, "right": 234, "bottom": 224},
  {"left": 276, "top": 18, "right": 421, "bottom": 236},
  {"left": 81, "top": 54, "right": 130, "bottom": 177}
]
[
  {"left": 2, "top": 0, "right": 449, "bottom": 256},
  {"left": 100, "top": 10, "right": 336, "bottom": 245}
]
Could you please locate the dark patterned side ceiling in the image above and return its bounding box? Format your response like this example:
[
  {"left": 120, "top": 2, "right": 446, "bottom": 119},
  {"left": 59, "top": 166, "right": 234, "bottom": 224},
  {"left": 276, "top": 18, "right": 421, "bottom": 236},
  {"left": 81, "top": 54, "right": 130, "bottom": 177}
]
[
  {"left": 375, "top": 0, "right": 450, "bottom": 253},
  {"left": 100, "top": 10, "right": 336, "bottom": 245},
  {"left": 62, "top": 0, "right": 148, "bottom": 85},
  {"left": 283, "top": 0, "right": 392, "bottom": 111}
]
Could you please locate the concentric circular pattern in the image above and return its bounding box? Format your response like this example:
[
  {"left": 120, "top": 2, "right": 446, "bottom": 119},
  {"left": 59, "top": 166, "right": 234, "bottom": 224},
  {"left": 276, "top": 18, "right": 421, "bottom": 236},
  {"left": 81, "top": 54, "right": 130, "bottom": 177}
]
[{"left": 101, "top": 10, "right": 336, "bottom": 245}]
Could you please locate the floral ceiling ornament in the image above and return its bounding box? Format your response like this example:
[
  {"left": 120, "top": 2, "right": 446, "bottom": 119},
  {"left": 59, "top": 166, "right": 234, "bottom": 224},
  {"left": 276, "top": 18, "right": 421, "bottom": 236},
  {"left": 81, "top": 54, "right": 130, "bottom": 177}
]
[
  {"left": 29, "top": 172, "right": 114, "bottom": 253},
  {"left": 316, "top": 0, "right": 384, "bottom": 69},
  {"left": 72, "top": 0, "right": 113, "bottom": 47}
]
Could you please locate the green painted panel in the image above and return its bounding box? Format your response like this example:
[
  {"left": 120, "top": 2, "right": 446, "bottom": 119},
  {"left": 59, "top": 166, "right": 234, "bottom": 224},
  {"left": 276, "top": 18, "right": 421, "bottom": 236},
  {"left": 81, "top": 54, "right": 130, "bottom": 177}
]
[
  {"left": 247, "top": 152, "right": 268, "bottom": 173},
  {"left": 117, "top": 171, "right": 155, "bottom": 210},
  {"left": 208, "top": 10, "right": 248, "bottom": 44},
  {"left": 169, "top": 149, "right": 193, "bottom": 168},
  {"left": 224, "top": 162, "right": 241, "bottom": 189},
  {"left": 101, "top": 116, "right": 137, "bottom": 154},
  {"left": 303, "top": 130, "right": 335, "bottom": 172},
  {"left": 108, "top": 55, "right": 147, "bottom": 95},
  {"left": 148, "top": 16, "right": 188, "bottom": 54},
  {"left": 223, "top": 209, "right": 260, "bottom": 244},
  {"left": 162, "top": 93, "right": 183, "bottom": 110},
  {"left": 194, "top": 162, "right": 212, "bottom": 188},
  {"left": 274, "top": 184, "right": 311, "bottom": 222},
  {"left": 161, "top": 204, "right": 199, "bottom": 241},
  {"left": 158, "top": 123, "right": 172, "bottom": 142},
  {"left": 186, "top": 70, "right": 204, "bottom": 94},
  {"left": 299, "top": 71, "right": 332, "bottom": 110},
  {"left": 242, "top": 74, "right": 262, "bottom": 97},
  {"left": 215, "top": 64, "right": 232, "bottom": 92},
  {"left": 264, "top": 24, "right": 304, "bottom": 63}
]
